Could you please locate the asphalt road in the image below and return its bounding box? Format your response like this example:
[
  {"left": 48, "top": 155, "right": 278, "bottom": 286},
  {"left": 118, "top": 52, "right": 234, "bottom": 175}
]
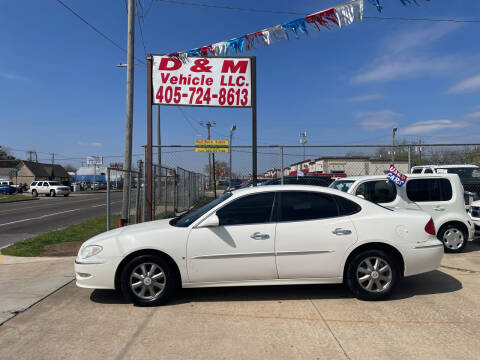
[{"left": 0, "top": 192, "right": 123, "bottom": 248}]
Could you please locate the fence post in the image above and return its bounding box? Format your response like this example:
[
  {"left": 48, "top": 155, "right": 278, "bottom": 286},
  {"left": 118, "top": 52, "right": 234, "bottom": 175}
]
[
  {"left": 280, "top": 146, "right": 284, "bottom": 185},
  {"left": 106, "top": 168, "right": 110, "bottom": 231},
  {"left": 143, "top": 158, "right": 147, "bottom": 222},
  {"left": 408, "top": 146, "right": 412, "bottom": 172},
  {"left": 127, "top": 171, "right": 132, "bottom": 225},
  {"left": 135, "top": 162, "right": 142, "bottom": 224},
  {"left": 164, "top": 168, "right": 168, "bottom": 214},
  {"left": 152, "top": 165, "right": 156, "bottom": 220},
  {"left": 173, "top": 169, "right": 178, "bottom": 212}
]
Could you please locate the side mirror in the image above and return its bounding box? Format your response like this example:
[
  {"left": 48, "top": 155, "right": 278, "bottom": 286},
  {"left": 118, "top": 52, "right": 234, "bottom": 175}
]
[{"left": 200, "top": 214, "right": 219, "bottom": 228}]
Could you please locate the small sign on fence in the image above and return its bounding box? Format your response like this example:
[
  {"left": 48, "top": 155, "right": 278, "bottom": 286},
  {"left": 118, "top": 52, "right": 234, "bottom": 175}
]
[{"left": 195, "top": 139, "right": 229, "bottom": 153}]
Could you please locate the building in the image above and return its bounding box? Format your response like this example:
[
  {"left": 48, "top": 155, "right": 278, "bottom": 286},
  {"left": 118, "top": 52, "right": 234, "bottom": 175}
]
[{"left": 5, "top": 161, "right": 71, "bottom": 185}]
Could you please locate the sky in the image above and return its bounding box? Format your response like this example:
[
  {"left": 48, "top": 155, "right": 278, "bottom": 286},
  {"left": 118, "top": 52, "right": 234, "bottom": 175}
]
[{"left": 1, "top": 0, "right": 480, "bottom": 173}]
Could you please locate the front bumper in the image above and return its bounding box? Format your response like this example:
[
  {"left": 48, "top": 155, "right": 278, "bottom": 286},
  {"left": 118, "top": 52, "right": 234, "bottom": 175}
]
[
  {"left": 74, "top": 257, "right": 122, "bottom": 290},
  {"left": 404, "top": 240, "right": 444, "bottom": 277},
  {"left": 55, "top": 189, "right": 70, "bottom": 195}
]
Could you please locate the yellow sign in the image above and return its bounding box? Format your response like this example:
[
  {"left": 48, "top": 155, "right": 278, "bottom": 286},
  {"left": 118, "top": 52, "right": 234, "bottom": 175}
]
[
  {"left": 195, "top": 139, "right": 229, "bottom": 153},
  {"left": 195, "top": 147, "right": 229, "bottom": 153},
  {"left": 195, "top": 139, "right": 229, "bottom": 146},
  {"left": 328, "top": 161, "right": 346, "bottom": 165}
]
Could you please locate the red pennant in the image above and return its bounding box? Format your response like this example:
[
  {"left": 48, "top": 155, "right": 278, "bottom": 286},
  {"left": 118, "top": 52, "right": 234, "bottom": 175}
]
[{"left": 306, "top": 8, "right": 338, "bottom": 30}]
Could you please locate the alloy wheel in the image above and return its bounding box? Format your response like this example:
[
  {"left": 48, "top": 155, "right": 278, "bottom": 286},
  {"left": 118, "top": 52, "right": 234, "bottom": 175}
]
[
  {"left": 356, "top": 257, "right": 392, "bottom": 293},
  {"left": 129, "top": 262, "right": 166, "bottom": 300}
]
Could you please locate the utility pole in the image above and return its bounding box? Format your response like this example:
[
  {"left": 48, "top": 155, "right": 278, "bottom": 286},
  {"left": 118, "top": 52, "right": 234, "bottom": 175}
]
[
  {"left": 157, "top": 105, "right": 161, "bottom": 167},
  {"left": 300, "top": 131, "right": 307, "bottom": 162},
  {"left": 121, "top": 0, "right": 135, "bottom": 226},
  {"left": 391, "top": 127, "right": 398, "bottom": 164},
  {"left": 51, "top": 153, "right": 55, "bottom": 180},
  {"left": 229, "top": 125, "right": 236, "bottom": 188},
  {"left": 418, "top": 139, "right": 423, "bottom": 165},
  {"left": 201, "top": 121, "right": 216, "bottom": 189}
]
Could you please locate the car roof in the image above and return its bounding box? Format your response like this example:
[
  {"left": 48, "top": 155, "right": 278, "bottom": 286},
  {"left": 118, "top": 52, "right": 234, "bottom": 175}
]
[
  {"left": 340, "top": 173, "right": 461, "bottom": 182},
  {"left": 412, "top": 164, "right": 479, "bottom": 169},
  {"left": 229, "top": 184, "right": 355, "bottom": 198}
]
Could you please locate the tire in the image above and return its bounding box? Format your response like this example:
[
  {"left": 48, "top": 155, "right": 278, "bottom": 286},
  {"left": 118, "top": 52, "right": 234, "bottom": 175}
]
[
  {"left": 50, "top": 190, "right": 56, "bottom": 197},
  {"left": 1, "top": 190, "right": 6, "bottom": 195},
  {"left": 438, "top": 223, "right": 467, "bottom": 253},
  {"left": 32, "top": 190, "right": 37, "bottom": 197},
  {"left": 120, "top": 254, "right": 177, "bottom": 306},
  {"left": 64, "top": 193, "right": 69, "bottom": 197},
  {"left": 345, "top": 249, "right": 399, "bottom": 301}
]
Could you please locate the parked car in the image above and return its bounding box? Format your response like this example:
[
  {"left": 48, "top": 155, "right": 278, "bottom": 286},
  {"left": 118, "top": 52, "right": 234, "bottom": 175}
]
[
  {"left": 29, "top": 181, "right": 71, "bottom": 197},
  {"left": 330, "top": 174, "right": 474, "bottom": 252},
  {"left": 224, "top": 179, "right": 269, "bottom": 193},
  {"left": 411, "top": 165, "right": 480, "bottom": 204},
  {"left": 91, "top": 182, "right": 107, "bottom": 190},
  {"left": 0, "top": 184, "right": 17, "bottom": 195},
  {"left": 261, "top": 176, "right": 333, "bottom": 187},
  {"left": 75, "top": 185, "right": 443, "bottom": 306}
]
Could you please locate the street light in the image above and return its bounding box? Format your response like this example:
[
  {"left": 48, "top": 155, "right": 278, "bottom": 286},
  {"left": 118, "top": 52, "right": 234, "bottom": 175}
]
[
  {"left": 392, "top": 127, "right": 398, "bottom": 164},
  {"left": 229, "top": 125, "right": 237, "bottom": 188}
]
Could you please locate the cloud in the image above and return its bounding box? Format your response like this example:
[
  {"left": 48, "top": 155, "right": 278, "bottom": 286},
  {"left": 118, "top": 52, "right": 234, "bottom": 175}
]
[
  {"left": 466, "top": 111, "right": 480, "bottom": 119},
  {"left": 399, "top": 120, "right": 470, "bottom": 135},
  {"left": 78, "top": 141, "right": 103, "bottom": 147},
  {"left": 347, "top": 93, "right": 384, "bottom": 103},
  {"left": 356, "top": 110, "right": 402, "bottom": 130},
  {"left": 0, "top": 72, "right": 28, "bottom": 81},
  {"left": 351, "top": 23, "right": 460, "bottom": 84},
  {"left": 447, "top": 74, "right": 480, "bottom": 93}
]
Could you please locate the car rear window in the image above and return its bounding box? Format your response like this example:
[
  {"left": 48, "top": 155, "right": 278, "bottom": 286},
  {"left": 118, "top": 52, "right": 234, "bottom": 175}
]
[{"left": 406, "top": 178, "right": 452, "bottom": 202}]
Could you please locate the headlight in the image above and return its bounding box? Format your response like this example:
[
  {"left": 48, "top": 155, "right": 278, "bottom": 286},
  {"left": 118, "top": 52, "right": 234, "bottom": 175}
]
[{"left": 80, "top": 245, "right": 103, "bottom": 259}]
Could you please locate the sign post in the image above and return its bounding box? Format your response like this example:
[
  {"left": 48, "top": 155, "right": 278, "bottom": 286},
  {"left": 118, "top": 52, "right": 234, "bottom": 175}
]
[{"left": 146, "top": 55, "right": 257, "bottom": 220}]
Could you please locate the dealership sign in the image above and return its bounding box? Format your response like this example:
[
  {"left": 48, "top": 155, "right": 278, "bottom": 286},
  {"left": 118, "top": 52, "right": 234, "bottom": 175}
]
[
  {"left": 87, "top": 156, "right": 103, "bottom": 165},
  {"left": 152, "top": 56, "right": 252, "bottom": 107}
]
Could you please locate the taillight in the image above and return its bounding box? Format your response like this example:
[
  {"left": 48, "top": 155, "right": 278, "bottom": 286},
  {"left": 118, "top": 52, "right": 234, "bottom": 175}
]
[{"left": 425, "top": 218, "right": 436, "bottom": 235}]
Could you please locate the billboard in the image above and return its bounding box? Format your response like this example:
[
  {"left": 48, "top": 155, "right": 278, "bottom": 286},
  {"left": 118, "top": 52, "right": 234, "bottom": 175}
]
[
  {"left": 87, "top": 156, "right": 103, "bottom": 165},
  {"left": 152, "top": 56, "right": 252, "bottom": 107}
]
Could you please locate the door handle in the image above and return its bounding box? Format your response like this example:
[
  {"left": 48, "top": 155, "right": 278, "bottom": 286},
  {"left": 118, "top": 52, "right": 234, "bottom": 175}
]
[
  {"left": 332, "top": 228, "right": 352, "bottom": 235},
  {"left": 434, "top": 206, "right": 445, "bottom": 211},
  {"left": 250, "top": 232, "right": 270, "bottom": 240}
]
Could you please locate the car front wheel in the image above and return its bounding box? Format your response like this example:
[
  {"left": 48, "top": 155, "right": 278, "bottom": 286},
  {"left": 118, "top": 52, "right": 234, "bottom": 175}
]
[
  {"left": 32, "top": 190, "right": 37, "bottom": 197},
  {"left": 438, "top": 224, "right": 467, "bottom": 253},
  {"left": 50, "top": 190, "right": 56, "bottom": 197},
  {"left": 345, "top": 249, "right": 399, "bottom": 301},
  {"left": 120, "top": 255, "right": 177, "bottom": 306}
]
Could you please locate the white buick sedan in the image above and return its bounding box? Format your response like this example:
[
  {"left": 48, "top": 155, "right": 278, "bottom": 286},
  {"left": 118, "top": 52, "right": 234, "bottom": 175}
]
[{"left": 75, "top": 185, "right": 443, "bottom": 305}]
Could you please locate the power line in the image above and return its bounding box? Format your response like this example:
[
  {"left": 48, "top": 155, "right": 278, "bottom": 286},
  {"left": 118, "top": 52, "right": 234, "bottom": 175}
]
[
  {"left": 154, "top": 0, "right": 480, "bottom": 24},
  {"left": 177, "top": 107, "right": 201, "bottom": 133},
  {"left": 136, "top": 0, "right": 148, "bottom": 58},
  {"left": 55, "top": 0, "right": 146, "bottom": 64}
]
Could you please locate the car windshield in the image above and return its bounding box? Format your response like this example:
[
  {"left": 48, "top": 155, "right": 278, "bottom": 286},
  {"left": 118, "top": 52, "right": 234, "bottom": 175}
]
[
  {"left": 329, "top": 180, "right": 355, "bottom": 192},
  {"left": 440, "top": 167, "right": 480, "bottom": 182},
  {"left": 171, "top": 192, "right": 232, "bottom": 227},
  {"left": 49, "top": 181, "right": 61, "bottom": 186}
]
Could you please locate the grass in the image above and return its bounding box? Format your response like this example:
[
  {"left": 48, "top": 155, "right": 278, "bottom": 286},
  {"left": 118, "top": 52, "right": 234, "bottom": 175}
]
[
  {"left": 0, "top": 194, "right": 38, "bottom": 203},
  {"left": 1, "top": 215, "right": 122, "bottom": 257}
]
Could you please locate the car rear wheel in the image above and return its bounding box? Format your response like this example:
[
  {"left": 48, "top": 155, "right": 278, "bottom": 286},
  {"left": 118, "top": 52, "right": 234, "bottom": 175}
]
[
  {"left": 32, "top": 190, "right": 37, "bottom": 197},
  {"left": 438, "top": 224, "right": 467, "bottom": 253},
  {"left": 64, "top": 193, "right": 69, "bottom": 197},
  {"left": 120, "top": 255, "right": 177, "bottom": 306},
  {"left": 50, "top": 190, "right": 56, "bottom": 197},
  {"left": 345, "top": 249, "right": 399, "bottom": 301}
]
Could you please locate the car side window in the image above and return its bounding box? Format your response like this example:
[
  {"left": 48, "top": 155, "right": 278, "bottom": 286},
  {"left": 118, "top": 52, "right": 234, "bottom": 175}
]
[
  {"left": 424, "top": 168, "right": 434, "bottom": 174},
  {"left": 44, "top": 182, "right": 49, "bottom": 186},
  {"left": 216, "top": 192, "right": 275, "bottom": 226},
  {"left": 279, "top": 191, "right": 338, "bottom": 222},
  {"left": 406, "top": 178, "right": 452, "bottom": 202},
  {"left": 355, "top": 181, "right": 396, "bottom": 203},
  {"left": 334, "top": 195, "right": 362, "bottom": 215},
  {"left": 412, "top": 169, "right": 423, "bottom": 174},
  {"left": 31, "top": 182, "right": 37, "bottom": 186}
]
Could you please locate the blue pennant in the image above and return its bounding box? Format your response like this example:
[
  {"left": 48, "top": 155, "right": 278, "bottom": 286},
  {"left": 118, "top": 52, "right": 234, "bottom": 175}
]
[
  {"left": 226, "top": 37, "right": 245, "bottom": 55},
  {"left": 187, "top": 48, "right": 201, "bottom": 56},
  {"left": 367, "top": 0, "right": 383, "bottom": 12},
  {"left": 281, "top": 18, "right": 308, "bottom": 39}
]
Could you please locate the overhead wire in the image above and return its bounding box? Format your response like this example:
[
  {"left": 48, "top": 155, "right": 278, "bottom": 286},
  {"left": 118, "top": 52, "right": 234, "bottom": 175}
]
[
  {"left": 136, "top": 0, "right": 148, "bottom": 58},
  {"left": 55, "top": 0, "right": 146, "bottom": 64},
  {"left": 153, "top": 0, "right": 480, "bottom": 24}
]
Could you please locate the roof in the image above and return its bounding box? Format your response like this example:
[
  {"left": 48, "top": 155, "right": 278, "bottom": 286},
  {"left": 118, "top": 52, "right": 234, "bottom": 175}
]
[
  {"left": 21, "top": 161, "right": 70, "bottom": 178},
  {"left": 340, "top": 173, "right": 462, "bottom": 182},
  {"left": 411, "top": 164, "right": 479, "bottom": 169},
  {"left": 0, "top": 168, "right": 13, "bottom": 177}
]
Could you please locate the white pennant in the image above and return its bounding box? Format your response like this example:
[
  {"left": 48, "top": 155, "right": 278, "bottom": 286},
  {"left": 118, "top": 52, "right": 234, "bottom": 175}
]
[
  {"left": 334, "top": 0, "right": 363, "bottom": 28},
  {"left": 212, "top": 42, "right": 227, "bottom": 56}
]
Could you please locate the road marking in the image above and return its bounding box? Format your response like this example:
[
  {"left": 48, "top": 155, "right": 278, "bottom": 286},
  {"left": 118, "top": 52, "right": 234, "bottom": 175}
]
[
  {"left": 91, "top": 201, "right": 122, "bottom": 208},
  {"left": 0, "top": 209, "right": 81, "bottom": 227},
  {"left": 0, "top": 196, "right": 118, "bottom": 214}
]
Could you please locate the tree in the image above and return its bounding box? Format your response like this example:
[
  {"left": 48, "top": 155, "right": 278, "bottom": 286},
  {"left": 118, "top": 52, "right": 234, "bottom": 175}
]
[
  {"left": 64, "top": 164, "right": 78, "bottom": 173},
  {"left": 203, "top": 160, "right": 230, "bottom": 180},
  {"left": 0, "top": 146, "right": 15, "bottom": 160}
]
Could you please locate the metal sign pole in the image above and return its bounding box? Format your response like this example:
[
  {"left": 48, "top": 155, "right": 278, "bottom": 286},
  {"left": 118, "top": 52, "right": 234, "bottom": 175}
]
[
  {"left": 106, "top": 168, "right": 110, "bottom": 231},
  {"left": 146, "top": 54, "right": 153, "bottom": 221},
  {"left": 251, "top": 57, "right": 257, "bottom": 186}
]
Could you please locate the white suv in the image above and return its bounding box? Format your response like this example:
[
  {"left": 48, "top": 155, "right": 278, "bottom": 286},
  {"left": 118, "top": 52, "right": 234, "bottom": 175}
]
[
  {"left": 30, "top": 181, "right": 71, "bottom": 197},
  {"left": 330, "top": 174, "right": 474, "bottom": 253}
]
